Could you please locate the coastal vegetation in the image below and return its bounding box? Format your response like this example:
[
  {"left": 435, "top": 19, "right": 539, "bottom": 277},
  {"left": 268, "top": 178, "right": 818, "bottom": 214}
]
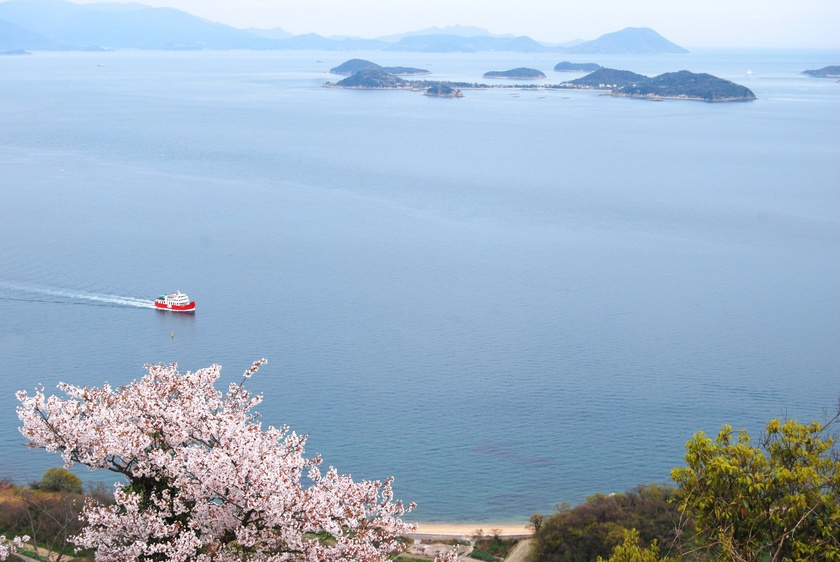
[
  {"left": 670, "top": 416, "right": 840, "bottom": 561},
  {"left": 2, "top": 407, "right": 838, "bottom": 561},
  {"left": 531, "top": 413, "right": 840, "bottom": 562},
  {"left": 6, "top": 358, "right": 836, "bottom": 561},
  {"left": 471, "top": 530, "right": 522, "bottom": 560},
  {"left": 531, "top": 484, "right": 686, "bottom": 561}
]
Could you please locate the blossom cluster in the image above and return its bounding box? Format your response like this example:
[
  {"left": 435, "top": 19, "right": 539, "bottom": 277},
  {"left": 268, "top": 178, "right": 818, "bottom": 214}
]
[
  {"left": 0, "top": 536, "right": 29, "bottom": 561},
  {"left": 17, "top": 360, "right": 454, "bottom": 561}
]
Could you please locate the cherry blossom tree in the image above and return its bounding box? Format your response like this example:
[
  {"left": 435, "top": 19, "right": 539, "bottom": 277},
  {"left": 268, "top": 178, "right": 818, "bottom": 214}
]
[{"left": 17, "top": 360, "right": 453, "bottom": 561}]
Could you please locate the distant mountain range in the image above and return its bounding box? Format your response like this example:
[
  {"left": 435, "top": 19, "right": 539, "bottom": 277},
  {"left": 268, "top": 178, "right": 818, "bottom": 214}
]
[{"left": 0, "top": 0, "right": 688, "bottom": 54}]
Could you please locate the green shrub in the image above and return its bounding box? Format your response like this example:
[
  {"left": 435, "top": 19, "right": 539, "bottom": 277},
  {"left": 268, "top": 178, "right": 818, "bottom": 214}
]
[
  {"left": 532, "top": 483, "right": 685, "bottom": 562},
  {"left": 470, "top": 549, "right": 500, "bottom": 562},
  {"left": 37, "top": 468, "right": 83, "bottom": 494}
]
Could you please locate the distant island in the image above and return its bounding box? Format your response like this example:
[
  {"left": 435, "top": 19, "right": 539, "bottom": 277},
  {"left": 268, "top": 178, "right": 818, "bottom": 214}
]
[
  {"left": 553, "top": 62, "right": 603, "bottom": 72},
  {"left": 325, "top": 69, "right": 418, "bottom": 90},
  {"left": 614, "top": 70, "right": 756, "bottom": 101},
  {"left": 324, "top": 60, "right": 756, "bottom": 103},
  {"left": 483, "top": 68, "right": 546, "bottom": 79},
  {"left": 424, "top": 84, "right": 464, "bottom": 98},
  {"left": 329, "top": 59, "right": 430, "bottom": 76},
  {"left": 568, "top": 68, "right": 756, "bottom": 101},
  {"left": 802, "top": 65, "right": 840, "bottom": 78}
]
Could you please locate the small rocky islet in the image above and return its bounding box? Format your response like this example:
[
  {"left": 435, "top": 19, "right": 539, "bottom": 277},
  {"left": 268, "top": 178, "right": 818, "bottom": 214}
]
[
  {"left": 323, "top": 58, "right": 757, "bottom": 102},
  {"left": 424, "top": 84, "right": 464, "bottom": 98}
]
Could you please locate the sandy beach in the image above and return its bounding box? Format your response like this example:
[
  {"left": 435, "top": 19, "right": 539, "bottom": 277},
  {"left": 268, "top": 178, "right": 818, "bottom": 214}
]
[{"left": 409, "top": 522, "right": 532, "bottom": 538}]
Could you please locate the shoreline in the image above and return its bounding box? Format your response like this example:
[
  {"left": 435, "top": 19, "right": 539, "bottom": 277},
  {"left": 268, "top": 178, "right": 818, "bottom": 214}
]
[{"left": 408, "top": 522, "right": 532, "bottom": 538}]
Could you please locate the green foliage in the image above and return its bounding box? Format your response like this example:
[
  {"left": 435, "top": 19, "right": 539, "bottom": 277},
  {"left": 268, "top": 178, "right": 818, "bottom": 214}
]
[
  {"left": 469, "top": 549, "right": 501, "bottom": 562},
  {"left": 596, "top": 529, "right": 675, "bottom": 562},
  {"left": 532, "top": 484, "right": 683, "bottom": 562},
  {"left": 38, "top": 468, "right": 82, "bottom": 494},
  {"left": 671, "top": 417, "right": 840, "bottom": 561}
]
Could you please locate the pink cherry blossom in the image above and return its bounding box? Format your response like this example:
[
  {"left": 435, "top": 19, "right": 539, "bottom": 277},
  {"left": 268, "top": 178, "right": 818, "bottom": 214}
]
[
  {"left": 0, "top": 536, "right": 29, "bottom": 560},
  {"left": 18, "top": 360, "right": 457, "bottom": 561}
]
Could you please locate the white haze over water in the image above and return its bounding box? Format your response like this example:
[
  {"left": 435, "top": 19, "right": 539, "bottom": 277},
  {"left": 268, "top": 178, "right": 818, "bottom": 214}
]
[{"left": 0, "top": 49, "right": 838, "bottom": 521}]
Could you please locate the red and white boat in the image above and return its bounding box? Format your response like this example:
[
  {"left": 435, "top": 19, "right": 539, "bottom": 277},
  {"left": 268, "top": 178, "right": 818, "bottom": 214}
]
[{"left": 154, "top": 291, "right": 196, "bottom": 312}]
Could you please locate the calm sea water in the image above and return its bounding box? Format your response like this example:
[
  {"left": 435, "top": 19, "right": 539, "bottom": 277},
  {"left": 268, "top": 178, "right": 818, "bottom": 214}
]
[{"left": 0, "top": 49, "right": 838, "bottom": 522}]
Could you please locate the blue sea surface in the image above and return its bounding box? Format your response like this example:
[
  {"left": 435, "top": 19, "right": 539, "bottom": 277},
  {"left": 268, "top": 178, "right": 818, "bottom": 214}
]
[{"left": 0, "top": 49, "right": 838, "bottom": 522}]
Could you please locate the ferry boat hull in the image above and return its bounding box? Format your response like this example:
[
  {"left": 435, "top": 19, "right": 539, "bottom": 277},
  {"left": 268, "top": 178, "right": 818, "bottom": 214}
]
[
  {"left": 154, "top": 291, "right": 196, "bottom": 312},
  {"left": 154, "top": 301, "right": 196, "bottom": 312}
]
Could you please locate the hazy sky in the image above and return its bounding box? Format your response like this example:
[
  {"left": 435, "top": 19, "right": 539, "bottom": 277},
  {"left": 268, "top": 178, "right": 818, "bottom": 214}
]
[{"left": 65, "top": 0, "right": 840, "bottom": 48}]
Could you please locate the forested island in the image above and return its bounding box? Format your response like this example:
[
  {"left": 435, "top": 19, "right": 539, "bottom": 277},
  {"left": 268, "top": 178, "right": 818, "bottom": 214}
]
[
  {"left": 483, "top": 67, "right": 546, "bottom": 79},
  {"left": 329, "top": 58, "right": 430, "bottom": 76},
  {"left": 611, "top": 70, "right": 757, "bottom": 101},
  {"left": 802, "top": 65, "right": 840, "bottom": 78},
  {"left": 324, "top": 60, "right": 756, "bottom": 103},
  {"left": 568, "top": 68, "right": 649, "bottom": 88},
  {"left": 564, "top": 68, "right": 756, "bottom": 101},
  {"left": 325, "top": 68, "right": 419, "bottom": 90},
  {"left": 553, "top": 61, "right": 603, "bottom": 72}
]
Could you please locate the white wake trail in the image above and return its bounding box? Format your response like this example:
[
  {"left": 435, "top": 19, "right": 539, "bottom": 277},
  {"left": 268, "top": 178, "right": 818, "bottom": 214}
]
[{"left": 0, "top": 282, "right": 156, "bottom": 309}]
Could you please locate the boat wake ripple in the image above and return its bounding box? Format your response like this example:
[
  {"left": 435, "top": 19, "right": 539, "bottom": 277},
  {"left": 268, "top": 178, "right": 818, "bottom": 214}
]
[{"left": 0, "top": 282, "right": 156, "bottom": 309}]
